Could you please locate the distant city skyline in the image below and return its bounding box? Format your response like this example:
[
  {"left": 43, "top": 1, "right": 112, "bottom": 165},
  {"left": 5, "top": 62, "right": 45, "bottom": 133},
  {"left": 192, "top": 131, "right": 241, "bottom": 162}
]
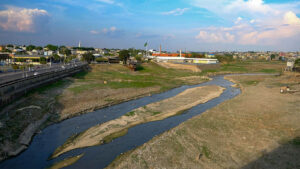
[{"left": 0, "top": 0, "right": 300, "bottom": 52}]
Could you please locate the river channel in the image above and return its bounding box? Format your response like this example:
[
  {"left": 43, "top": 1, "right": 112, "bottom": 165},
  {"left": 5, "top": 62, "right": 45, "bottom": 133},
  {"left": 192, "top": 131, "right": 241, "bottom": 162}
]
[{"left": 0, "top": 75, "right": 241, "bottom": 169}]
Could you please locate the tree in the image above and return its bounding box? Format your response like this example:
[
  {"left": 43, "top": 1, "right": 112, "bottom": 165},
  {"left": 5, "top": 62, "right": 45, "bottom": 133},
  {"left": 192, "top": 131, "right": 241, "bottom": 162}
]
[
  {"left": 128, "top": 48, "right": 139, "bottom": 57},
  {"left": 295, "top": 59, "right": 300, "bottom": 66},
  {"left": 270, "top": 54, "right": 276, "bottom": 60},
  {"left": 26, "top": 45, "right": 36, "bottom": 51},
  {"left": 215, "top": 54, "right": 233, "bottom": 63},
  {"left": 59, "top": 46, "right": 71, "bottom": 56},
  {"left": 82, "top": 52, "right": 95, "bottom": 64},
  {"left": 40, "top": 57, "right": 47, "bottom": 64},
  {"left": 36, "top": 46, "right": 43, "bottom": 50},
  {"left": 45, "top": 44, "right": 58, "bottom": 51},
  {"left": 119, "top": 50, "right": 130, "bottom": 64},
  {"left": 52, "top": 54, "right": 60, "bottom": 62}
]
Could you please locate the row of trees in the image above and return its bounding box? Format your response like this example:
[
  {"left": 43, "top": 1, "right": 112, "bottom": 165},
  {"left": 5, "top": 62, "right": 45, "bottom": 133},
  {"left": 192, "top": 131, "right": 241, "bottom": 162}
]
[{"left": 80, "top": 49, "right": 133, "bottom": 64}]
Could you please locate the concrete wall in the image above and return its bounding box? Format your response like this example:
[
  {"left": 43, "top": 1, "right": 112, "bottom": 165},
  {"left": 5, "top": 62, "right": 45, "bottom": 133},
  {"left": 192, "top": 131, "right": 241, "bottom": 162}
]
[{"left": 0, "top": 64, "right": 87, "bottom": 108}]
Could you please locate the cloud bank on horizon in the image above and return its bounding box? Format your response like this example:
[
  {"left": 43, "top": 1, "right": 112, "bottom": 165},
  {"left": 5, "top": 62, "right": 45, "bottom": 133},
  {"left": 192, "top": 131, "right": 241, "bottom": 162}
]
[{"left": 0, "top": 0, "right": 299, "bottom": 51}]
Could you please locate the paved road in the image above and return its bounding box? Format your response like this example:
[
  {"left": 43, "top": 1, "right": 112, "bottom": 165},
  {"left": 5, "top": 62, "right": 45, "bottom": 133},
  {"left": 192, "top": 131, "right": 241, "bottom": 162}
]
[{"left": 0, "top": 62, "right": 85, "bottom": 85}]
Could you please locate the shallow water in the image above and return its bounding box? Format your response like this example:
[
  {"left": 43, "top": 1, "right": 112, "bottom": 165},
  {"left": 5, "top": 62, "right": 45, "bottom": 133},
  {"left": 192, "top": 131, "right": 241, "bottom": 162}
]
[{"left": 0, "top": 75, "right": 240, "bottom": 169}]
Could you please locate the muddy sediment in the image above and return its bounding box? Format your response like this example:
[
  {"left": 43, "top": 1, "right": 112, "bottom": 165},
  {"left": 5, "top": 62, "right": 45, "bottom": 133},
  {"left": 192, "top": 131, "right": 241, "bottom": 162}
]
[{"left": 51, "top": 85, "right": 225, "bottom": 158}]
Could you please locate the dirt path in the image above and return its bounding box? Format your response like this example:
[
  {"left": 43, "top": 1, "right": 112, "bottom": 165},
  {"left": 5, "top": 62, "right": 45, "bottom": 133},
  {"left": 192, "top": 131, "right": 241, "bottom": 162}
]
[
  {"left": 51, "top": 85, "right": 224, "bottom": 158},
  {"left": 107, "top": 73, "right": 300, "bottom": 169}
]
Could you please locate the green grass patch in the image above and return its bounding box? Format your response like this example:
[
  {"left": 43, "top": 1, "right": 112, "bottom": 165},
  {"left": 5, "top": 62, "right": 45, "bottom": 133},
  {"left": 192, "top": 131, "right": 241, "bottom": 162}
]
[
  {"left": 29, "top": 79, "right": 67, "bottom": 95},
  {"left": 68, "top": 83, "right": 105, "bottom": 94},
  {"left": 242, "top": 80, "right": 260, "bottom": 86},
  {"left": 291, "top": 137, "right": 300, "bottom": 146},
  {"left": 152, "top": 111, "right": 161, "bottom": 115},
  {"left": 259, "top": 69, "right": 278, "bottom": 73},
  {"left": 125, "top": 111, "right": 135, "bottom": 116},
  {"left": 102, "top": 128, "right": 129, "bottom": 144},
  {"left": 220, "top": 64, "right": 248, "bottom": 72},
  {"left": 202, "top": 145, "right": 211, "bottom": 159},
  {"left": 47, "top": 154, "right": 84, "bottom": 169},
  {"left": 68, "top": 62, "right": 201, "bottom": 94},
  {"left": 73, "top": 71, "right": 89, "bottom": 79},
  {"left": 109, "top": 81, "right": 158, "bottom": 89}
]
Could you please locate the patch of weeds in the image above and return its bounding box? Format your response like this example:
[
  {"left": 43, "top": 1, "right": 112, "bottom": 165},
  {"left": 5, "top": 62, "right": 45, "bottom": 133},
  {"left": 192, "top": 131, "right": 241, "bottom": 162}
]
[
  {"left": 102, "top": 128, "right": 128, "bottom": 144},
  {"left": 51, "top": 133, "right": 81, "bottom": 159},
  {"left": 104, "top": 98, "right": 114, "bottom": 102},
  {"left": 135, "top": 65, "right": 144, "bottom": 71},
  {"left": 290, "top": 137, "right": 300, "bottom": 146},
  {"left": 73, "top": 71, "right": 89, "bottom": 79},
  {"left": 243, "top": 80, "right": 259, "bottom": 86},
  {"left": 176, "top": 129, "right": 186, "bottom": 136},
  {"left": 200, "top": 69, "right": 219, "bottom": 75},
  {"left": 27, "top": 79, "right": 67, "bottom": 95},
  {"left": 259, "top": 69, "right": 278, "bottom": 73},
  {"left": 131, "top": 154, "right": 139, "bottom": 163},
  {"left": 152, "top": 111, "right": 161, "bottom": 115},
  {"left": 109, "top": 81, "right": 158, "bottom": 89},
  {"left": 176, "top": 109, "right": 189, "bottom": 115},
  {"left": 47, "top": 154, "right": 84, "bottom": 169},
  {"left": 68, "top": 83, "right": 105, "bottom": 94},
  {"left": 202, "top": 145, "right": 211, "bottom": 159},
  {"left": 125, "top": 111, "right": 135, "bottom": 116}
]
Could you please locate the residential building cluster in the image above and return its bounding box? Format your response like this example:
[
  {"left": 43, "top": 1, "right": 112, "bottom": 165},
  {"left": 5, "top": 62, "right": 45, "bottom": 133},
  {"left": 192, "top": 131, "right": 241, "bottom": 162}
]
[{"left": 0, "top": 43, "right": 122, "bottom": 65}]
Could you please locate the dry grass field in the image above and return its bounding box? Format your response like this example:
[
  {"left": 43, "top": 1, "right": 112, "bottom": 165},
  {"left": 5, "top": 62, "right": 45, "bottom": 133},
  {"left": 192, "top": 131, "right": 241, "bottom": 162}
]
[{"left": 108, "top": 73, "right": 300, "bottom": 169}]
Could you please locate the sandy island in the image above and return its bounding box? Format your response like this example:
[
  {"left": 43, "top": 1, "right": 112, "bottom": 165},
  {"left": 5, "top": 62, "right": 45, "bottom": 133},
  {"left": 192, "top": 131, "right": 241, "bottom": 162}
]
[{"left": 51, "top": 85, "right": 225, "bottom": 158}]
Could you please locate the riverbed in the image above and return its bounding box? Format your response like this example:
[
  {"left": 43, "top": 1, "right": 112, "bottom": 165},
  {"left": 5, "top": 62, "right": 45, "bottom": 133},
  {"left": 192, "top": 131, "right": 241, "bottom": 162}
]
[{"left": 0, "top": 75, "right": 240, "bottom": 169}]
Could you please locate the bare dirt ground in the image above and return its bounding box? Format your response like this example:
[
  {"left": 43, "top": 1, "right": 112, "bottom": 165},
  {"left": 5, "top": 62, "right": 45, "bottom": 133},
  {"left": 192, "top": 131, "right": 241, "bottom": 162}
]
[
  {"left": 58, "top": 87, "right": 160, "bottom": 120},
  {"left": 157, "top": 62, "right": 201, "bottom": 72},
  {"left": 51, "top": 85, "right": 224, "bottom": 159},
  {"left": 107, "top": 73, "right": 300, "bottom": 169}
]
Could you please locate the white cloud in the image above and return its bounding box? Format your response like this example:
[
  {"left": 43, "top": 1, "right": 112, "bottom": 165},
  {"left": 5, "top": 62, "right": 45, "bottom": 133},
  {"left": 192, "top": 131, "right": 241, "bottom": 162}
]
[
  {"left": 0, "top": 6, "right": 49, "bottom": 32},
  {"left": 196, "top": 31, "right": 235, "bottom": 43},
  {"left": 90, "top": 30, "right": 99, "bottom": 34},
  {"left": 283, "top": 11, "right": 300, "bottom": 25},
  {"left": 162, "top": 8, "right": 189, "bottom": 16},
  {"left": 110, "top": 26, "right": 116, "bottom": 32},
  {"left": 101, "top": 26, "right": 117, "bottom": 34},
  {"left": 235, "top": 17, "right": 243, "bottom": 24},
  {"left": 192, "top": 0, "right": 300, "bottom": 45}
]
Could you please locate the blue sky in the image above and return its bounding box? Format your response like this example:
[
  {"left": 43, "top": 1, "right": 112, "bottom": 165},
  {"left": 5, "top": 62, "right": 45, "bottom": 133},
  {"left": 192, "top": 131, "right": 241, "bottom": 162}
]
[{"left": 0, "top": 0, "right": 300, "bottom": 51}]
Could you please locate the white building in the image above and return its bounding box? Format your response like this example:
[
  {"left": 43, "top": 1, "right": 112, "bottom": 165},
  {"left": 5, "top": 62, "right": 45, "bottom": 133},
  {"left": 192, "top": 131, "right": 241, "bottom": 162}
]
[{"left": 155, "top": 56, "right": 218, "bottom": 64}]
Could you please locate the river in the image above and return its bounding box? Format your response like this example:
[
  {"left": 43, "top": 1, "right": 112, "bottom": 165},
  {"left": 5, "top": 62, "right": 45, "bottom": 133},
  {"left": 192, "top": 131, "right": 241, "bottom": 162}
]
[{"left": 0, "top": 75, "right": 240, "bottom": 169}]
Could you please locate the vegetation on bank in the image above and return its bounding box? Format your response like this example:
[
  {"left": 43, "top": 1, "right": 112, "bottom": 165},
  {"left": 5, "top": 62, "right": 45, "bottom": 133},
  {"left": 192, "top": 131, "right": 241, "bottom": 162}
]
[
  {"left": 0, "top": 59, "right": 285, "bottom": 162},
  {"left": 68, "top": 62, "right": 202, "bottom": 94},
  {"left": 107, "top": 73, "right": 300, "bottom": 169},
  {"left": 200, "top": 60, "right": 283, "bottom": 75}
]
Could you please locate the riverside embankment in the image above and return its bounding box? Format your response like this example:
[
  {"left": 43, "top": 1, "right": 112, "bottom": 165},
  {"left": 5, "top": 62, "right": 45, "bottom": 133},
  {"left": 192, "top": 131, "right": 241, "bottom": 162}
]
[{"left": 0, "top": 75, "right": 240, "bottom": 169}]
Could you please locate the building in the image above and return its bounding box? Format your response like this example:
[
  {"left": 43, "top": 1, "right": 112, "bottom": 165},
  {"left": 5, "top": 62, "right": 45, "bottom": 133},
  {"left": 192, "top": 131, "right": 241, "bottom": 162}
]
[
  {"left": 44, "top": 51, "right": 54, "bottom": 56},
  {"left": 0, "top": 53, "right": 11, "bottom": 64},
  {"left": 11, "top": 55, "right": 49, "bottom": 65},
  {"left": 285, "top": 58, "right": 295, "bottom": 71},
  {"left": 0, "top": 45, "right": 5, "bottom": 51},
  {"left": 155, "top": 56, "right": 218, "bottom": 64}
]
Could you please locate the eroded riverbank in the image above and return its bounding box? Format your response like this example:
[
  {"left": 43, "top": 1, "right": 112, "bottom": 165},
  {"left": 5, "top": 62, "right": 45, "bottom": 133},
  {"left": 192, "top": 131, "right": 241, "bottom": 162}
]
[
  {"left": 51, "top": 85, "right": 225, "bottom": 159},
  {"left": 0, "top": 75, "right": 240, "bottom": 169}
]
